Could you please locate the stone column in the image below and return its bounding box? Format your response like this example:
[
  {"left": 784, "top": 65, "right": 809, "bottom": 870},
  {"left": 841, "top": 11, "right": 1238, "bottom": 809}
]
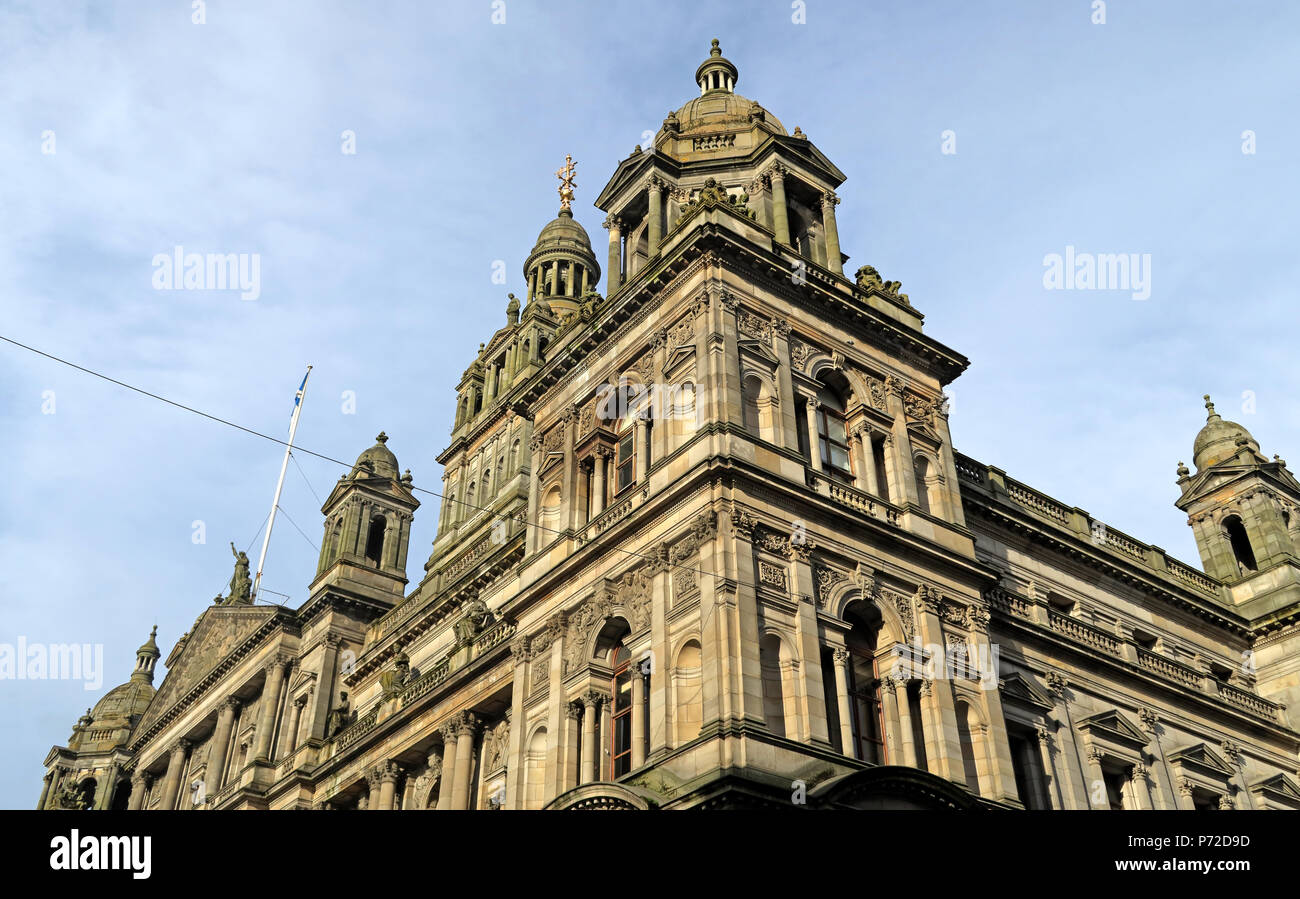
[
  {"left": 436, "top": 723, "right": 458, "bottom": 810},
  {"left": 790, "top": 560, "right": 830, "bottom": 745},
  {"left": 884, "top": 377, "right": 920, "bottom": 507},
  {"left": 206, "top": 698, "right": 239, "bottom": 793},
  {"left": 527, "top": 268, "right": 537, "bottom": 302},
  {"left": 253, "top": 658, "right": 288, "bottom": 761},
  {"left": 581, "top": 692, "right": 601, "bottom": 784},
  {"left": 1035, "top": 724, "right": 1060, "bottom": 810},
  {"left": 853, "top": 426, "right": 879, "bottom": 496},
  {"left": 591, "top": 446, "right": 609, "bottom": 516},
  {"left": 831, "top": 649, "right": 855, "bottom": 756},
  {"left": 564, "top": 701, "right": 582, "bottom": 792},
  {"left": 604, "top": 215, "right": 623, "bottom": 294},
  {"left": 769, "top": 166, "right": 791, "bottom": 246},
  {"left": 377, "top": 762, "right": 402, "bottom": 811},
  {"left": 127, "top": 771, "right": 151, "bottom": 811},
  {"left": 631, "top": 663, "right": 647, "bottom": 769},
  {"left": 526, "top": 434, "right": 542, "bottom": 554},
  {"left": 549, "top": 260, "right": 559, "bottom": 298},
  {"left": 932, "top": 408, "right": 967, "bottom": 528},
  {"left": 504, "top": 638, "right": 528, "bottom": 809},
  {"left": 803, "top": 397, "right": 823, "bottom": 472},
  {"left": 36, "top": 772, "right": 53, "bottom": 811},
  {"left": 1084, "top": 746, "right": 1107, "bottom": 809},
  {"left": 895, "top": 678, "right": 920, "bottom": 767},
  {"left": 158, "top": 740, "right": 190, "bottom": 811},
  {"left": 599, "top": 697, "right": 613, "bottom": 780},
  {"left": 634, "top": 416, "right": 650, "bottom": 482},
  {"left": 565, "top": 261, "right": 575, "bottom": 298},
  {"left": 915, "top": 588, "right": 963, "bottom": 782},
  {"left": 93, "top": 763, "right": 120, "bottom": 810},
  {"left": 309, "top": 636, "right": 340, "bottom": 742},
  {"left": 1130, "top": 763, "right": 1154, "bottom": 810},
  {"left": 451, "top": 713, "right": 480, "bottom": 810},
  {"left": 278, "top": 694, "right": 306, "bottom": 761},
  {"left": 820, "top": 191, "right": 842, "bottom": 274},
  {"left": 647, "top": 178, "right": 663, "bottom": 257},
  {"left": 877, "top": 673, "right": 901, "bottom": 765}
]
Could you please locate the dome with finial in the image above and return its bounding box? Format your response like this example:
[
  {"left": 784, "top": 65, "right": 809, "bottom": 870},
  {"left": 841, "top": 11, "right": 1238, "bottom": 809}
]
[
  {"left": 353, "top": 431, "right": 400, "bottom": 480},
  {"left": 1193, "top": 395, "right": 1260, "bottom": 471},
  {"left": 524, "top": 155, "right": 602, "bottom": 316},
  {"left": 660, "top": 39, "right": 787, "bottom": 149},
  {"left": 78, "top": 626, "right": 160, "bottom": 747}
]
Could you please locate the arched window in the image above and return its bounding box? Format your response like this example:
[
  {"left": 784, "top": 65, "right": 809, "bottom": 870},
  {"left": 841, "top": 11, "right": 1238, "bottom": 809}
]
[
  {"left": 612, "top": 385, "right": 647, "bottom": 496},
  {"left": 673, "top": 641, "right": 704, "bottom": 745},
  {"left": 760, "top": 633, "right": 796, "bottom": 738},
  {"left": 364, "top": 515, "right": 386, "bottom": 566},
  {"left": 524, "top": 728, "right": 548, "bottom": 810},
  {"left": 510, "top": 439, "right": 520, "bottom": 473},
  {"left": 742, "top": 375, "right": 763, "bottom": 433},
  {"left": 816, "top": 381, "right": 852, "bottom": 482},
  {"left": 913, "top": 456, "right": 932, "bottom": 515},
  {"left": 1223, "top": 515, "right": 1258, "bottom": 573},
  {"left": 472, "top": 390, "right": 483, "bottom": 415},
  {"left": 610, "top": 642, "right": 634, "bottom": 777},
  {"left": 844, "top": 603, "right": 885, "bottom": 764}
]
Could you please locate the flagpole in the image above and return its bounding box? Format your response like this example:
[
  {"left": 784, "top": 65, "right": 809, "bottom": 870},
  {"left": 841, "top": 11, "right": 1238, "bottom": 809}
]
[{"left": 252, "top": 365, "right": 312, "bottom": 603}]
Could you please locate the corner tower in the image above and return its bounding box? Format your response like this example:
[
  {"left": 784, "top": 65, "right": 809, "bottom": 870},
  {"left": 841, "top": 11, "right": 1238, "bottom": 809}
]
[
  {"left": 1175, "top": 395, "right": 1300, "bottom": 587},
  {"left": 311, "top": 432, "right": 419, "bottom": 605},
  {"left": 595, "top": 38, "right": 849, "bottom": 294}
]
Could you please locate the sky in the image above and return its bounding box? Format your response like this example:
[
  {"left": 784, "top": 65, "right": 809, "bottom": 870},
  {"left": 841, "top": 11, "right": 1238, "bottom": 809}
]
[{"left": 1, "top": 0, "right": 1297, "bottom": 809}]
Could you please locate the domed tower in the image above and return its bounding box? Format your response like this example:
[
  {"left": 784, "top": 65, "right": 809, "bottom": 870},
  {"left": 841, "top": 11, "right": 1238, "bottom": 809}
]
[
  {"left": 1175, "top": 395, "right": 1300, "bottom": 585},
  {"left": 523, "top": 155, "right": 601, "bottom": 318},
  {"left": 310, "top": 432, "right": 420, "bottom": 605},
  {"left": 40, "top": 626, "right": 160, "bottom": 809},
  {"left": 595, "top": 39, "right": 847, "bottom": 293}
]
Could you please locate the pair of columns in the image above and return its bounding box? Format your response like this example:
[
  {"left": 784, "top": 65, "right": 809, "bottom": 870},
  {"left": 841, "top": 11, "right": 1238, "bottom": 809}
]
[
  {"left": 764, "top": 166, "right": 843, "bottom": 276},
  {"left": 433, "top": 712, "right": 481, "bottom": 809}
]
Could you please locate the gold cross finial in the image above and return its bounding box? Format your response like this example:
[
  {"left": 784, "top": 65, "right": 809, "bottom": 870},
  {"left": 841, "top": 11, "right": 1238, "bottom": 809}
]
[{"left": 556, "top": 154, "right": 577, "bottom": 210}]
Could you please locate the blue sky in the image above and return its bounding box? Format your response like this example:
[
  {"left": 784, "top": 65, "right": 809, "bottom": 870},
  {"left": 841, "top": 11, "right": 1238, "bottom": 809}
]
[{"left": 1, "top": 0, "right": 1296, "bottom": 808}]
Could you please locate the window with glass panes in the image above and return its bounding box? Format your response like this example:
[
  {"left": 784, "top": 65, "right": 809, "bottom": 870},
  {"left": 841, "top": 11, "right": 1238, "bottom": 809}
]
[
  {"left": 816, "top": 402, "right": 852, "bottom": 481},
  {"left": 610, "top": 644, "right": 633, "bottom": 777},
  {"left": 848, "top": 649, "right": 885, "bottom": 764}
]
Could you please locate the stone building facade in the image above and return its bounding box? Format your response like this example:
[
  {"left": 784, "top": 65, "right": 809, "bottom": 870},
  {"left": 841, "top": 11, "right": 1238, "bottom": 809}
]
[{"left": 41, "top": 41, "right": 1300, "bottom": 811}]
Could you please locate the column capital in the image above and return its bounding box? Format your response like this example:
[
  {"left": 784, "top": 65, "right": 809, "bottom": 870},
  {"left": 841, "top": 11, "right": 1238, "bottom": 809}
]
[
  {"left": 454, "top": 711, "right": 481, "bottom": 738},
  {"left": 1035, "top": 722, "right": 1053, "bottom": 749},
  {"left": 820, "top": 190, "right": 840, "bottom": 208},
  {"left": 170, "top": 738, "right": 191, "bottom": 757},
  {"left": 582, "top": 690, "right": 604, "bottom": 711},
  {"left": 602, "top": 214, "right": 624, "bottom": 232},
  {"left": 832, "top": 647, "right": 850, "bottom": 664},
  {"left": 566, "top": 700, "right": 585, "bottom": 720},
  {"left": 378, "top": 760, "right": 404, "bottom": 784}
]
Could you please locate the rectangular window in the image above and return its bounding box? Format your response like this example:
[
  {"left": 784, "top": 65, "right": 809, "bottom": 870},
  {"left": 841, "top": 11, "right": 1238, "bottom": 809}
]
[
  {"left": 817, "top": 407, "right": 853, "bottom": 482},
  {"left": 611, "top": 669, "right": 633, "bottom": 777},
  {"left": 615, "top": 432, "right": 636, "bottom": 495},
  {"left": 848, "top": 652, "right": 885, "bottom": 764}
]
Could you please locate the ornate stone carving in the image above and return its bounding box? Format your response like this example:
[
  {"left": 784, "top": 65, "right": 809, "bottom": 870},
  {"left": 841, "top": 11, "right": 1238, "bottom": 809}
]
[
  {"left": 1138, "top": 707, "right": 1159, "bottom": 732},
  {"left": 1045, "top": 672, "right": 1068, "bottom": 698},
  {"left": 482, "top": 718, "right": 510, "bottom": 773},
  {"left": 878, "top": 587, "right": 915, "bottom": 643},
  {"left": 758, "top": 560, "right": 788, "bottom": 591},
  {"left": 814, "top": 564, "right": 847, "bottom": 607},
  {"left": 737, "top": 308, "right": 772, "bottom": 343},
  {"left": 915, "top": 584, "right": 943, "bottom": 614}
]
